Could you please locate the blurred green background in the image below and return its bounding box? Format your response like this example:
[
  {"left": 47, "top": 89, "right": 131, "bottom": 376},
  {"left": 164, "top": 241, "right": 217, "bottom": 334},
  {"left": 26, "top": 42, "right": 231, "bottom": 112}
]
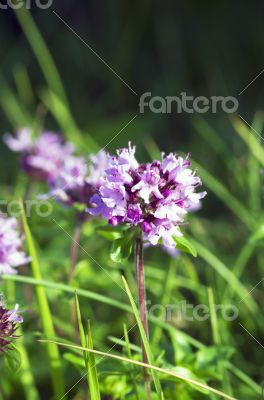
[
  {"left": 1, "top": 1, "right": 263, "bottom": 148},
  {"left": 1, "top": 2, "right": 264, "bottom": 399}
]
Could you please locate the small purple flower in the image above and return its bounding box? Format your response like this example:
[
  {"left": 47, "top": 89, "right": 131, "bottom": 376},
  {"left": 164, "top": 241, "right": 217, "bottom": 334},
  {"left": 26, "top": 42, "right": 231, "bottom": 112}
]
[
  {"left": 0, "top": 215, "right": 31, "bottom": 275},
  {"left": 0, "top": 297, "right": 23, "bottom": 352},
  {"left": 126, "top": 204, "right": 142, "bottom": 223},
  {"left": 4, "top": 128, "right": 74, "bottom": 182},
  {"left": 47, "top": 150, "right": 109, "bottom": 207},
  {"left": 88, "top": 143, "right": 206, "bottom": 248}
]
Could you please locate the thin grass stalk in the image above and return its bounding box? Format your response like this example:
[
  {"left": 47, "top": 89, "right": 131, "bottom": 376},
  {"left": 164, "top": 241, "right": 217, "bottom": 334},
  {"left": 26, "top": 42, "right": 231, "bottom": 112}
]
[{"left": 135, "top": 236, "right": 151, "bottom": 399}]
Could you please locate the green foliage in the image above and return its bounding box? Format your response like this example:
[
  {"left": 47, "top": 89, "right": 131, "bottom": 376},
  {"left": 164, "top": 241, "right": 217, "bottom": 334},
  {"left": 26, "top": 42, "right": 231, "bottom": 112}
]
[
  {"left": 20, "top": 200, "right": 66, "bottom": 398},
  {"left": 75, "top": 294, "right": 101, "bottom": 399},
  {"left": 4, "top": 345, "right": 22, "bottom": 374},
  {"left": 0, "top": 7, "right": 263, "bottom": 400},
  {"left": 174, "top": 236, "right": 197, "bottom": 257}
]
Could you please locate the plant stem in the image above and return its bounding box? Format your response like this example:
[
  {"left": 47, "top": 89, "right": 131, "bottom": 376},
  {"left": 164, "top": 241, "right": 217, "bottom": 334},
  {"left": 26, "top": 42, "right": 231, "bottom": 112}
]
[{"left": 135, "top": 236, "right": 151, "bottom": 399}]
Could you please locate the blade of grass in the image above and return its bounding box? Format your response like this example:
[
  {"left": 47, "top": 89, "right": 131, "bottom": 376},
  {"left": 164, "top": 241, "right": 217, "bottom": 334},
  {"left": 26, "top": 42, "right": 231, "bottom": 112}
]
[
  {"left": 14, "top": 7, "right": 68, "bottom": 107},
  {"left": 247, "top": 113, "right": 263, "bottom": 214},
  {"left": 122, "top": 276, "right": 163, "bottom": 399},
  {"left": 20, "top": 200, "right": 65, "bottom": 398},
  {"left": 152, "top": 259, "right": 177, "bottom": 346},
  {"left": 86, "top": 321, "right": 101, "bottom": 400},
  {"left": 208, "top": 288, "right": 232, "bottom": 395},
  {"left": 230, "top": 114, "right": 264, "bottom": 167},
  {"left": 192, "top": 116, "right": 230, "bottom": 156},
  {"left": 13, "top": 64, "right": 34, "bottom": 109},
  {"left": 108, "top": 335, "right": 141, "bottom": 353},
  {"left": 75, "top": 294, "right": 101, "bottom": 399},
  {"left": 124, "top": 323, "right": 140, "bottom": 400},
  {"left": 41, "top": 90, "right": 98, "bottom": 150},
  {"left": 39, "top": 340, "right": 238, "bottom": 400},
  {"left": 17, "top": 329, "right": 40, "bottom": 400},
  {"left": 1, "top": 273, "right": 204, "bottom": 349},
  {"left": 190, "top": 238, "right": 258, "bottom": 314},
  {"left": 4, "top": 272, "right": 259, "bottom": 397},
  {"left": 192, "top": 161, "right": 256, "bottom": 230},
  {"left": 226, "top": 362, "right": 261, "bottom": 395},
  {"left": 0, "top": 75, "right": 32, "bottom": 127}
]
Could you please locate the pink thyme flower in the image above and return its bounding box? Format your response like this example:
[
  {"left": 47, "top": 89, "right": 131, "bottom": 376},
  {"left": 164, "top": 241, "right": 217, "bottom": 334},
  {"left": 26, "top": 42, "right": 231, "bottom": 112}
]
[
  {"left": 4, "top": 128, "right": 74, "bottom": 182},
  {"left": 0, "top": 297, "right": 23, "bottom": 352},
  {"left": 47, "top": 150, "right": 109, "bottom": 207},
  {"left": 0, "top": 215, "right": 31, "bottom": 275},
  {"left": 88, "top": 143, "right": 206, "bottom": 248}
]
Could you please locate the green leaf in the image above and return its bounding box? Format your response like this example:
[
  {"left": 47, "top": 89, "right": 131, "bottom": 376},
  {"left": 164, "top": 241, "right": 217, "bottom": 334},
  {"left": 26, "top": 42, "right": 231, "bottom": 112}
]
[
  {"left": 5, "top": 345, "right": 22, "bottom": 374},
  {"left": 110, "top": 235, "right": 133, "bottom": 263},
  {"left": 96, "top": 225, "right": 128, "bottom": 241},
  {"left": 174, "top": 236, "right": 197, "bottom": 257}
]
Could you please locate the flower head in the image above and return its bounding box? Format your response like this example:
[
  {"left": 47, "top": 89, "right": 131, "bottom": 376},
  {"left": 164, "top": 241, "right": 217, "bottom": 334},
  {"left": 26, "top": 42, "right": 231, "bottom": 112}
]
[
  {"left": 4, "top": 128, "right": 74, "bottom": 182},
  {"left": 47, "top": 150, "right": 109, "bottom": 207},
  {"left": 0, "top": 215, "right": 31, "bottom": 275},
  {"left": 88, "top": 143, "right": 206, "bottom": 248},
  {"left": 0, "top": 297, "right": 23, "bottom": 352}
]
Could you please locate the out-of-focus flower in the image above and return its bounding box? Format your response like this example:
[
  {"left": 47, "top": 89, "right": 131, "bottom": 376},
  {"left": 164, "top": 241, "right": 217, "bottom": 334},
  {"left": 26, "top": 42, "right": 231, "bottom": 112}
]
[
  {"left": 0, "top": 297, "right": 23, "bottom": 352},
  {"left": 4, "top": 128, "right": 74, "bottom": 182},
  {"left": 47, "top": 150, "right": 109, "bottom": 207},
  {"left": 88, "top": 143, "right": 206, "bottom": 248},
  {"left": 0, "top": 215, "right": 30, "bottom": 275}
]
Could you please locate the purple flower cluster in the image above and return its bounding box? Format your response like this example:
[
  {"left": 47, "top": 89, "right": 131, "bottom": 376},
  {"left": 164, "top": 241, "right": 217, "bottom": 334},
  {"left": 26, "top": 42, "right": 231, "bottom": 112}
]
[
  {"left": 47, "top": 150, "right": 109, "bottom": 206},
  {"left": 4, "top": 128, "right": 74, "bottom": 182},
  {"left": 88, "top": 143, "right": 206, "bottom": 248},
  {"left": 0, "top": 297, "right": 23, "bottom": 352},
  {"left": 0, "top": 215, "right": 30, "bottom": 275}
]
